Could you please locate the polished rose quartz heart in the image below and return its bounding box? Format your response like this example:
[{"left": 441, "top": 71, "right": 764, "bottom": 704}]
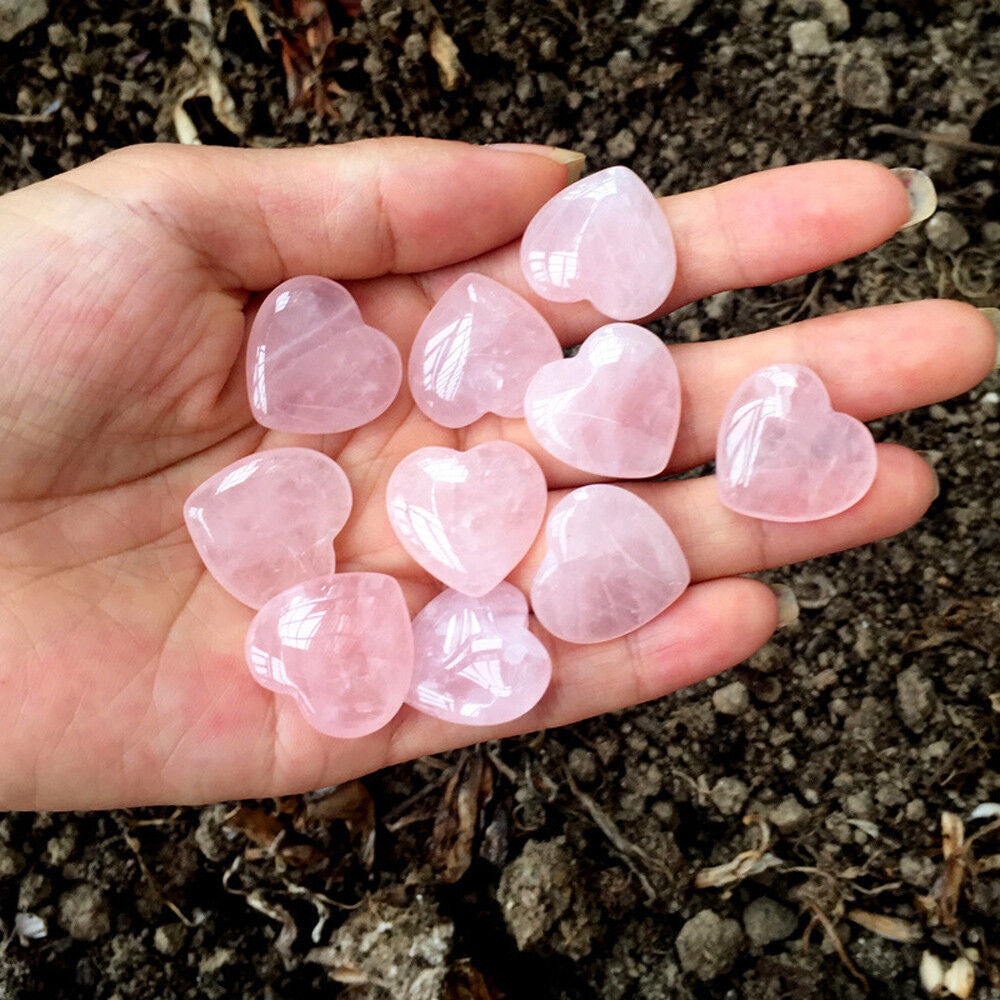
[
  {"left": 524, "top": 323, "right": 681, "bottom": 478},
  {"left": 245, "top": 572, "right": 413, "bottom": 738},
  {"left": 184, "top": 447, "right": 352, "bottom": 609},
  {"left": 519, "top": 166, "right": 676, "bottom": 321},
  {"left": 716, "top": 364, "right": 878, "bottom": 522},
  {"left": 247, "top": 275, "right": 401, "bottom": 433},
  {"left": 531, "top": 484, "right": 690, "bottom": 644},
  {"left": 409, "top": 273, "right": 563, "bottom": 428},
  {"left": 386, "top": 442, "right": 547, "bottom": 597},
  {"left": 407, "top": 583, "right": 551, "bottom": 726}
]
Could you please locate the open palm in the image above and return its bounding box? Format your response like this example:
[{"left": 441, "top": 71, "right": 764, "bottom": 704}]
[{"left": 0, "top": 139, "right": 993, "bottom": 810}]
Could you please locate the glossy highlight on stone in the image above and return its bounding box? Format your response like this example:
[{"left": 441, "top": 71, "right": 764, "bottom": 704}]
[
  {"left": 245, "top": 572, "right": 413, "bottom": 738},
  {"left": 407, "top": 584, "right": 551, "bottom": 726},
  {"left": 530, "top": 485, "right": 690, "bottom": 644},
  {"left": 409, "top": 273, "right": 563, "bottom": 428},
  {"left": 386, "top": 442, "right": 547, "bottom": 597},
  {"left": 519, "top": 166, "right": 676, "bottom": 321},
  {"left": 184, "top": 447, "right": 353, "bottom": 609},
  {"left": 524, "top": 323, "right": 681, "bottom": 478},
  {"left": 247, "top": 275, "right": 401, "bottom": 433},
  {"left": 716, "top": 364, "right": 878, "bottom": 522}
]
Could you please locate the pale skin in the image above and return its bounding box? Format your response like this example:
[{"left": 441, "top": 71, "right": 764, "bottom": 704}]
[{"left": 0, "top": 138, "right": 994, "bottom": 811}]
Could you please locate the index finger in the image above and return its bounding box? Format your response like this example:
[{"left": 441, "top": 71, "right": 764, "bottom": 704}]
[{"left": 414, "top": 159, "right": 913, "bottom": 345}]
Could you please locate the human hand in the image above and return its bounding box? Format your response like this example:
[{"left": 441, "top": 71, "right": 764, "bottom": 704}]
[{"left": 0, "top": 139, "right": 993, "bottom": 810}]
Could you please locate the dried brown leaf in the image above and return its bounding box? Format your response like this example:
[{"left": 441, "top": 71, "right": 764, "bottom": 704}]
[
  {"left": 277, "top": 843, "right": 326, "bottom": 868},
  {"left": 227, "top": 806, "right": 285, "bottom": 849},
  {"left": 273, "top": 0, "right": 344, "bottom": 114},
  {"left": 942, "top": 812, "right": 965, "bottom": 860},
  {"left": 445, "top": 960, "right": 501, "bottom": 1000},
  {"left": 846, "top": 909, "right": 921, "bottom": 944},
  {"left": 167, "top": 0, "right": 245, "bottom": 141},
  {"left": 906, "top": 597, "right": 1000, "bottom": 655},
  {"left": 429, "top": 20, "right": 464, "bottom": 91},
  {"left": 430, "top": 753, "right": 493, "bottom": 883},
  {"left": 296, "top": 781, "right": 376, "bottom": 869}
]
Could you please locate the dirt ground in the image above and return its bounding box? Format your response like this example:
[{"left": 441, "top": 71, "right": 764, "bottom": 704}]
[{"left": 2, "top": 0, "right": 1000, "bottom": 997}]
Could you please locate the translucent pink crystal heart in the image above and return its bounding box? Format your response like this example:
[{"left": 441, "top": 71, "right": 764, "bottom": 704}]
[
  {"left": 716, "top": 364, "right": 878, "bottom": 522},
  {"left": 245, "top": 572, "right": 413, "bottom": 738},
  {"left": 407, "top": 584, "right": 551, "bottom": 726},
  {"left": 524, "top": 323, "right": 681, "bottom": 478},
  {"left": 519, "top": 166, "right": 676, "bottom": 321},
  {"left": 184, "top": 447, "right": 352, "bottom": 609},
  {"left": 246, "top": 275, "right": 401, "bottom": 433},
  {"left": 531, "top": 484, "right": 690, "bottom": 644},
  {"left": 409, "top": 273, "right": 563, "bottom": 428},
  {"left": 386, "top": 442, "right": 547, "bottom": 597}
]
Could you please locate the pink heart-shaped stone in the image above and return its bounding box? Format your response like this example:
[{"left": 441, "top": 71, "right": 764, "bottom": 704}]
[
  {"left": 531, "top": 484, "right": 690, "bottom": 644},
  {"left": 247, "top": 275, "right": 401, "bottom": 433},
  {"left": 716, "top": 364, "right": 878, "bottom": 522},
  {"left": 386, "top": 442, "right": 547, "bottom": 597},
  {"left": 245, "top": 572, "right": 413, "bottom": 738},
  {"left": 409, "top": 273, "right": 563, "bottom": 428},
  {"left": 519, "top": 166, "right": 676, "bottom": 321},
  {"left": 407, "top": 583, "right": 552, "bottom": 726},
  {"left": 184, "top": 447, "right": 353, "bottom": 609},
  {"left": 524, "top": 323, "right": 681, "bottom": 478}
]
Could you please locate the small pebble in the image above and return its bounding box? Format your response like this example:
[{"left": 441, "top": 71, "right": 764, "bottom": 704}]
[
  {"left": 814, "top": 0, "right": 850, "bottom": 34},
  {"left": 712, "top": 680, "right": 750, "bottom": 716},
  {"left": 0, "top": 844, "right": 26, "bottom": 879},
  {"left": 770, "top": 796, "right": 810, "bottom": 833},
  {"left": 835, "top": 41, "right": 891, "bottom": 110},
  {"left": 743, "top": 896, "right": 799, "bottom": 947},
  {"left": 0, "top": 0, "right": 48, "bottom": 42},
  {"left": 606, "top": 127, "right": 637, "bottom": 160},
  {"left": 896, "top": 665, "right": 936, "bottom": 733},
  {"left": 789, "top": 20, "right": 831, "bottom": 56},
  {"left": 17, "top": 872, "right": 52, "bottom": 910},
  {"left": 57, "top": 883, "right": 111, "bottom": 942},
  {"left": 711, "top": 776, "right": 750, "bottom": 816},
  {"left": 567, "top": 748, "right": 598, "bottom": 785},
  {"left": 748, "top": 642, "right": 789, "bottom": 673},
  {"left": 845, "top": 790, "right": 875, "bottom": 819},
  {"left": 15, "top": 912, "right": 47, "bottom": 941},
  {"left": 154, "top": 923, "right": 188, "bottom": 956},
  {"left": 675, "top": 910, "right": 744, "bottom": 981},
  {"left": 925, "top": 211, "right": 970, "bottom": 253}
]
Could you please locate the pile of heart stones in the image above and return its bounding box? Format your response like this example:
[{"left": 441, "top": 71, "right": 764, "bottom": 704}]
[{"left": 184, "top": 166, "right": 878, "bottom": 739}]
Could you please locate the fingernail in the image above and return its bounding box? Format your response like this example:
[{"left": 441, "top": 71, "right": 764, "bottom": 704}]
[
  {"left": 980, "top": 307, "right": 1000, "bottom": 369},
  {"left": 891, "top": 167, "right": 937, "bottom": 229},
  {"left": 930, "top": 467, "right": 941, "bottom": 501},
  {"left": 769, "top": 583, "right": 799, "bottom": 630},
  {"left": 484, "top": 143, "right": 587, "bottom": 183}
]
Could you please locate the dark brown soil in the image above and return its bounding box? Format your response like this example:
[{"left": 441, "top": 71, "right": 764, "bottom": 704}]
[{"left": 2, "top": 1, "right": 1000, "bottom": 998}]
